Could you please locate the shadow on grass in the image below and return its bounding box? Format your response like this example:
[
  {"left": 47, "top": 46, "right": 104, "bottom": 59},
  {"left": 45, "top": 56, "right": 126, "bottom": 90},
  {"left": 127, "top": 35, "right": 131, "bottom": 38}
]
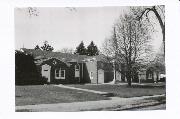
[{"left": 126, "top": 85, "right": 165, "bottom": 89}]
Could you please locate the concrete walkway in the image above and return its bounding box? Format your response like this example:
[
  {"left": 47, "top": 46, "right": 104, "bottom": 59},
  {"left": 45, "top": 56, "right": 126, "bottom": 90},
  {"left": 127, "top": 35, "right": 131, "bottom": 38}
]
[
  {"left": 16, "top": 84, "right": 165, "bottom": 112},
  {"left": 54, "top": 84, "right": 111, "bottom": 96}
]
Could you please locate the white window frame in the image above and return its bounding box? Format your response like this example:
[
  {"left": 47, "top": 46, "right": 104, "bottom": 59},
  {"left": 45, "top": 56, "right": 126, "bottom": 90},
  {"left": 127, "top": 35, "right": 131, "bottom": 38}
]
[
  {"left": 55, "top": 69, "right": 65, "bottom": 79},
  {"left": 90, "top": 71, "right": 93, "bottom": 79},
  {"left": 75, "top": 64, "right": 80, "bottom": 77},
  {"left": 55, "top": 69, "right": 60, "bottom": 79},
  {"left": 148, "top": 73, "right": 153, "bottom": 79}
]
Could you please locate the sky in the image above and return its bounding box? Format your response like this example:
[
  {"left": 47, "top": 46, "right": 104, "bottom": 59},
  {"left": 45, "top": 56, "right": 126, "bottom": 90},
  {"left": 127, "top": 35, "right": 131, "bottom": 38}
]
[{"left": 15, "top": 7, "right": 162, "bottom": 52}]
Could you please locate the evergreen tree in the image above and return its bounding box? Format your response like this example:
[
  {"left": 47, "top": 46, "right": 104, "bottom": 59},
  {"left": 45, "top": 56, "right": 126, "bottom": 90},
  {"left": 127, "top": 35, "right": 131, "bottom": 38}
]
[
  {"left": 74, "top": 41, "right": 87, "bottom": 55},
  {"left": 41, "top": 41, "right": 54, "bottom": 51},
  {"left": 34, "top": 45, "right": 40, "bottom": 50},
  {"left": 86, "top": 41, "right": 99, "bottom": 56}
]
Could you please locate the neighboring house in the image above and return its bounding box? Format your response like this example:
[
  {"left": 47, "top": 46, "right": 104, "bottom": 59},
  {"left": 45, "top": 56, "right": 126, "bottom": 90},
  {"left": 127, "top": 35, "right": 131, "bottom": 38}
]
[
  {"left": 138, "top": 64, "right": 165, "bottom": 83},
  {"left": 20, "top": 48, "right": 123, "bottom": 84}
]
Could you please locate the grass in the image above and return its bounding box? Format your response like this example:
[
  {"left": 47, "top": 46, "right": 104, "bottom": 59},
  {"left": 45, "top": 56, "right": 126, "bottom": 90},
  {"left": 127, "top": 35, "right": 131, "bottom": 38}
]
[
  {"left": 15, "top": 85, "right": 109, "bottom": 106},
  {"left": 68, "top": 84, "right": 166, "bottom": 98}
]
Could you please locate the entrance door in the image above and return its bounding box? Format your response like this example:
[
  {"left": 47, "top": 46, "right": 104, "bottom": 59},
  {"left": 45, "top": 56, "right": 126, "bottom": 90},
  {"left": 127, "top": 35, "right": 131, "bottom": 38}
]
[
  {"left": 75, "top": 64, "right": 80, "bottom": 77},
  {"left": 98, "top": 69, "right": 104, "bottom": 84},
  {"left": 41, "top": 64, "right": 51, "bottom": 83}
]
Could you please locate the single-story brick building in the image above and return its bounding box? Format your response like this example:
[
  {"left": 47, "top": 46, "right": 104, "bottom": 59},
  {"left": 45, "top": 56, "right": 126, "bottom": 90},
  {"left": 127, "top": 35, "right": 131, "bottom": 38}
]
[{"left": 20, "top": 48, "right": 122, "bottom": 84}]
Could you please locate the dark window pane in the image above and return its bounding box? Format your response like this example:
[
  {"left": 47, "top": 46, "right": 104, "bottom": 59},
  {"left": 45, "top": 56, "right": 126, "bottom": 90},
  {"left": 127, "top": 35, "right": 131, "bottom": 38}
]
[
  {"left": 61, "top": 70, "right": 65, "bottom": 77},
  {"left": 55, "top": 69, "right": 59, "bottom": 77}
]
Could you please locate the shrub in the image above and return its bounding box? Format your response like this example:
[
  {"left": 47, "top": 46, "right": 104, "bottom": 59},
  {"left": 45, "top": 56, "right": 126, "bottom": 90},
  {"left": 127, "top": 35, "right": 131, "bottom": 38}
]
[
  {"left": 41, "top": 76, "right": 48, "bottom": 84},
  {"left": 140, "top": 79, "right": 154, "bottom": 83},
  {"left": 15, "top": 50, "right": 44, "bottom": 85}
]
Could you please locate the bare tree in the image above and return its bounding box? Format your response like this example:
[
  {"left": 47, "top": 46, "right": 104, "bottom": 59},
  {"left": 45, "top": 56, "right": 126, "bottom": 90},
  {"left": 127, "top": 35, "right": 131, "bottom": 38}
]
[
  {"left": 101, "top": 38, "right": 113, "bottom": 56},
  {"left": 41, "top": 41, "right": 54, "bottom": 51},
  {"left": 59, "top": 48, "right": 74, "bottom": 54},
  {"left": 103, "top": 9, "right": 152, "bottom": 86},
  {"left": 101, "top": 38, "right": 115, "bottom": 64},
  {"left": 135, "top": 6, "right": 165, "bottom": 57}
]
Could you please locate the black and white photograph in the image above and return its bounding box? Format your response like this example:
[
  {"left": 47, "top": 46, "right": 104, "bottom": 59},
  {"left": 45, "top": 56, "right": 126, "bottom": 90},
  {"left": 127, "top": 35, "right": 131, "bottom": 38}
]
[
  {"left": 1, "top": 0, "right": 180, "bottom": 118},
  {"left": 14, "top": 6, "right": 166, "bottom": 112}
]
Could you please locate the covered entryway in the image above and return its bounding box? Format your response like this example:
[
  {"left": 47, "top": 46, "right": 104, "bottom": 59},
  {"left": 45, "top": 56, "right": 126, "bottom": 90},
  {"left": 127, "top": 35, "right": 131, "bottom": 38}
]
[{"left": 41, "top": 64, "right": 51, "bottom": 83}]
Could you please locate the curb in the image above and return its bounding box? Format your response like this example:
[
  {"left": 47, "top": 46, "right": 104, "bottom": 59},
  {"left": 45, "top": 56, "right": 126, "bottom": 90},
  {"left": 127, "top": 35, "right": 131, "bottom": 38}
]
[
  {"left": 81, "top": 94, "right": 166, "bottom": 111},
  {"left": 110, "top": 101, "right": 166, "bottom": 111}
]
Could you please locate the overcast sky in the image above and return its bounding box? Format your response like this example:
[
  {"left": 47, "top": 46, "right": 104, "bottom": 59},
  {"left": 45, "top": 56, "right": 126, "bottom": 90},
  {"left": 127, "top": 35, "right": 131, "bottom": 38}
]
[{"left": 15, "top": 7, "right": 162, "bottom": 52}]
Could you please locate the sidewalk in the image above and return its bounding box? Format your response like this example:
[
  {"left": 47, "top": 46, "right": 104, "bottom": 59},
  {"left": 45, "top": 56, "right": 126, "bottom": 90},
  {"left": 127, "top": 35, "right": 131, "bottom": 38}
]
[
  {"left": 55, "top": 84, "right": 114, "bottom": 97},
  {"left": 16, "top": 94, "right": 165, "bottom": 112}
]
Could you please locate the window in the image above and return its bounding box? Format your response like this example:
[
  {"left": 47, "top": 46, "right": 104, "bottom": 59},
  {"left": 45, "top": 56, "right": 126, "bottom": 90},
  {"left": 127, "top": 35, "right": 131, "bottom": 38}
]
[
  {"left": 75, "top": 65, "right": 79, "bottom": 71},
  {"left": 60, "top": 70, "right": 65, "bottom": 79},
  {"left": 148, "top": 73, "right": 153, "bottom": 79},
  {"left": 55, "top": 69, "right": 65, "bottom": 79},
  {"left": 90, "top": 72, "right": 93, "bottom": 79},
  {"left": 55, "top": 69, "right": 60, "bottom": 77},
  {"left": 75, "top": 64, "right": 80, "bottom": 77}
]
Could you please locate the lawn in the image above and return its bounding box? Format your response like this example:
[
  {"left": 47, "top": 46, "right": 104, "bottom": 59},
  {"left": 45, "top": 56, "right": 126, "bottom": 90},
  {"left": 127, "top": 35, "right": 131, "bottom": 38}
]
[
  {"left": 15, "top": 85, "right": 109, "bottom": 106},
  {"left": 68, "top": 84, "right": 166, "bottom": 98}
]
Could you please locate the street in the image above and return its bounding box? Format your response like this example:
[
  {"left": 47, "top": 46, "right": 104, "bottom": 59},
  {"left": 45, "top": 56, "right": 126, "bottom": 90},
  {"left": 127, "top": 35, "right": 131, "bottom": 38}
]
[{"left": 129, "top": 104, "right": 166, "bottom": 111}]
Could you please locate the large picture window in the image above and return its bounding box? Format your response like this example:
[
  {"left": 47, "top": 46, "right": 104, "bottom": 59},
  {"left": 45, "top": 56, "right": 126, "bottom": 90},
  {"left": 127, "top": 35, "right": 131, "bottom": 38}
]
[{"left": 55, "top": 69, "right": 65, "bottom": 79}]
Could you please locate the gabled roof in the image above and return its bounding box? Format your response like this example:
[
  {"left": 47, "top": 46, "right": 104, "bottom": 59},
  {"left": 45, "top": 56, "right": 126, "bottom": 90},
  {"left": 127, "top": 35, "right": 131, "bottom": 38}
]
[
  {"left": 21, "top": 48, "right": 89, "bottom": 63},
  {"left": 41, "top": 57, "right": 71, "bottom": 67},
  {"left": 83, "top": 54, "right": 112, "bottom": 62},
  {"left": 21, "top": 48, "right": 113, "bottom": 64}
]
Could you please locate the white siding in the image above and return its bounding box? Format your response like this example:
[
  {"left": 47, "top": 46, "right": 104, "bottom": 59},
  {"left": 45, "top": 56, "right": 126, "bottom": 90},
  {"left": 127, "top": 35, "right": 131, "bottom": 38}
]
[
  {"left": 41, "top": 64, "right": 51, "bottom": 82},
  {"left": 98, "top": 69, "right": 104, "bottom": 84}
]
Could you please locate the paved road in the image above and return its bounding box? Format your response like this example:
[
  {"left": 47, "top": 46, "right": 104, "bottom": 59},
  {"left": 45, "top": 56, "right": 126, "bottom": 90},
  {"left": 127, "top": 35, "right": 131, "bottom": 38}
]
[{"left": 129, "top": 104, "right": 166, "bottom": 111}]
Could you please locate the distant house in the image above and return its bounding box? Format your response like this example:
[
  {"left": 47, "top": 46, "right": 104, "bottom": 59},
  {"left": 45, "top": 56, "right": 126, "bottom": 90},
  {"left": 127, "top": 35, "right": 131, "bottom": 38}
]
[
  {"left": 138, "top": 63, "right": 165, "bottom": 83},
  {"left": 20, "top": 48, "right": 123, "bottom": 84}
]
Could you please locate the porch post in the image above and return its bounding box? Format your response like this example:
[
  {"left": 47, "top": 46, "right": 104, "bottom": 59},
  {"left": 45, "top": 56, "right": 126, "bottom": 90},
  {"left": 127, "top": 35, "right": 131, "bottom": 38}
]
[{"left": 113, "top": 60, "right": 116, "bottom": 83}]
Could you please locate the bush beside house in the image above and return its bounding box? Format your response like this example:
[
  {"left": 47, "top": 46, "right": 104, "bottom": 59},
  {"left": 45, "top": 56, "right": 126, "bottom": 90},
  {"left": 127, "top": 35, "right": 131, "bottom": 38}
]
[{"left": 15, "top": 50, "right": 46, "bottom": 85}]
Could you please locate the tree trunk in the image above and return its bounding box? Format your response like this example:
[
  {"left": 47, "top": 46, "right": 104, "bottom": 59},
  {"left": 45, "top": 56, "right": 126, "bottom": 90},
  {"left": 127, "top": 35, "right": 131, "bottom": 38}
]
[
  {"left": 139, "top": 6, "right": 165, "bottom": 57},
  {"left": 152, "top": 6, "right": 165, "bottom": 57},
  {"left": 126, "top": 71, "right": 132, "bottom": 86},
  {"left": 162, "top": 26, "right": 165, "bottom": 58}
]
